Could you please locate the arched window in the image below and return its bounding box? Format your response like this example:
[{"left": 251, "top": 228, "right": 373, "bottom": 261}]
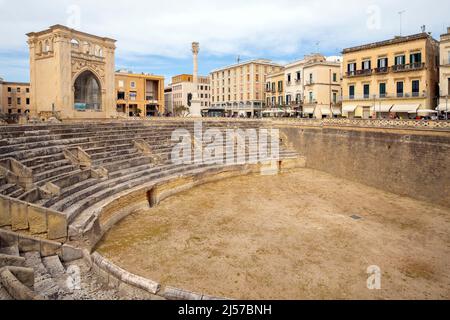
[
  {"left": 74, "top": 70, "right": 102, "bottom": 111},
  {"left": 71, "top": 39, "right": 79, "bottom": 49},
  {"left": 44, "top": 40, "right": 50, "bottom": 53}
]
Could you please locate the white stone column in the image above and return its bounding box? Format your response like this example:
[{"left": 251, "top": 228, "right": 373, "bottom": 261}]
[{"left": 189, "top": 42, "right": 202, "bottom": 117}]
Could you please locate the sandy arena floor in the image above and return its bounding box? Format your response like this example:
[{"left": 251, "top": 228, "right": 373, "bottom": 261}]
[{"left": 96, "top": 169, "right": 450, "bottom": 300}]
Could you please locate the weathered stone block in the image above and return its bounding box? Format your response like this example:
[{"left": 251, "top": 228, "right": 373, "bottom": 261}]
[
  {"left": 11, "top": 201, "right": 28, "bottom": 231},
  {"left": 18, "top": 234, "right": 41, "bottom": 253},
  {"left": 47, "top": 210, "right": 67, "bottom": 240},
  {"left": 40, "top": 239, "right": 61, "bottom": 258},
  {"left": 27, "top": 205, "right": 47, "bottom": 235},
  {"left": 0, "top": 254, "right": 25, "bottom": 268},
  {"left": 0, "top": 197, "right": 11, "bottom": 227},
  {"left": 163, "top": 286, "right": 203, "bottom": 300},
  {"left": 0, "top": 229, "right": 18, "bottom": 247},
  {"left": 61, "top": 244, "right": 83, "bottom": 262}
]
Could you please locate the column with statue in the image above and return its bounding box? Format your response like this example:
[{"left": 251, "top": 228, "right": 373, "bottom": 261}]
[{"left": 189, "top": 42, "right": 202, "bottom": 117}]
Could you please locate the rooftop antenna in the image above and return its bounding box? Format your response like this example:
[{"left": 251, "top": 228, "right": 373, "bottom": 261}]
[
  {"left": 398, "top": 10, "right": 406, "bottom": 36},
  {"left": 315, "top": 42, "right": 320, "bottom": 53},
  {"left": 237, "top": 55, "right": 241, "bottom": 64},
  {"left": 421, "top": 25, "right": 426, "bottom": 33}
]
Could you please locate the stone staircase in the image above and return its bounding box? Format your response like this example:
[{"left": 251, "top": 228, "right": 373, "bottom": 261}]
[{"left": 0, "top": 230, "right": 148, "bottom": 300}]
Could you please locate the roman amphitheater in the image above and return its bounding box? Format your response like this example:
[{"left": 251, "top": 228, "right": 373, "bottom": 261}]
[{"left": 0, "top": 118, "right": 449, "bottom": 300}]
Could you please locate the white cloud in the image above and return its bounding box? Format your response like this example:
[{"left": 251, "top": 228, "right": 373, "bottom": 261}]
[{"left": 1, "top": 0, "right": 449, "bottom": 59}]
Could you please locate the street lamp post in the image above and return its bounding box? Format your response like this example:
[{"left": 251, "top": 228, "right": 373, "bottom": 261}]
[
  {"left": 373, "top": 94, "right": 376, "bottom": 119},
  {"left": 446, "top": 95, "right": 448, "bottom": 120}
]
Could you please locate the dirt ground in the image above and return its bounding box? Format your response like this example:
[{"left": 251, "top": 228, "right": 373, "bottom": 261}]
[{"left": 96, "top": 169, "right": 450, "bottom": 300}]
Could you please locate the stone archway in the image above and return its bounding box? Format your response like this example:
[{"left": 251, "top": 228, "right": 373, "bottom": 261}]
[{"left": 73, "top": 70, "right": 102, "bottom": 111}]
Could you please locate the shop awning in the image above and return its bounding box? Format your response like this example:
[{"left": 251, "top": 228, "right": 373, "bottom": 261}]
[
  {"left": 342, "top": 105, "right": 357, "bottom": 113},
  {"left": 370, "top": 104, "right": 393, "bottom": 113},
  {"left": 321, "top": 107, "right": 332, "bottom": 115},
  {"left": 437, "top": 103, "right": 450, "bottom": 112},
  {"left": 332, "top": 109, "right": 342, "bottom": 115},
  {"left": 416, "top": 109, "right": 438, "bottom": 114},
  {"left": 391, "top": 104, "right": 420, "bottom": 113},
  {"left": 303, "top": 107, "right": 315, "bottom": 114}
]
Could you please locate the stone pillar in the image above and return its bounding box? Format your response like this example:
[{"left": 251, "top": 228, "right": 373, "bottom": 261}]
[{"left": 189, "top": 42, "right": 202, "bottom": 117}]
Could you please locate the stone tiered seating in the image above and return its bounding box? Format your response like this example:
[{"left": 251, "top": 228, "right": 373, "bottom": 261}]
[{"left": 0, "top": 120, "right": 300, "bottom": 242}]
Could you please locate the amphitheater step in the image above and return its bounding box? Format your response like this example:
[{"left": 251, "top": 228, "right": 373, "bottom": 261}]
[
  {"left": 35, "top": 168, "right": 82, "bottom": 187},
  {"left": 92, "top": 151, "right": 142, "bottom": 166},
  {"left": 43, "top": 177, "right": 100, "bottom": 208},
  {"left": 22, "top": 252, "right": 67, "bottom": 300},
  {"left": 6, "top": 186, "right": 25, "bottom": 199},
  {"left": 22, "top": 153, "right": 66, "bottom": 168},
  {"left": 0, "top": 183, "right": 17, "bottom": 195},
  {"left": 30, "top": 159, "right": 73, "bottom": 174},
  {"left": 102, "top": 156, "right": 152, "bottom": 172},
  {"left": 0, "top": 245, "right": 20, "bottom": 257}
]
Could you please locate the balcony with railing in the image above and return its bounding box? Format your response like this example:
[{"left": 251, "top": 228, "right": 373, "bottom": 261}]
[
  {"left": 374, "top": 67, "right": 389, "bottom": 74},
  {"left": 345, "top": 69, "right": 372, "bottom": 78},
  {"left": 342, "top": 92, "right": 427, "bottom": 101},
  {"left": 392, "top": 62, "right": 425, "bottom": 72},
  {"left": 441, "top": 58, "right": 450, "bottom": 67}
]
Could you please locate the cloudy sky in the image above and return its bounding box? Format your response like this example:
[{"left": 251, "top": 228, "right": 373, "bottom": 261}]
[{"left": 0, "top": 0, "right": 449, "bottom": 84}]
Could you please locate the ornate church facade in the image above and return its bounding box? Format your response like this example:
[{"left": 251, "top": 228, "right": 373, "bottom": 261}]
[{"left": 27, "top": 25, "right": 116, "bottom": 120}]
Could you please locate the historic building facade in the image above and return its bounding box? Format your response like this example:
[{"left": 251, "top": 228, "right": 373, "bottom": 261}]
[
  {"left": 265, "top": 70, "right": 285, "bottom": 107},
  {"left": 27, "top": 25, "right": 116, "bottom": 120},
  {"left": 164, "top": 87, "right": 173, "bottom": 116},
  {"left": 342, "top": 33, "right": 439, "bottom": 119},
  {"left": 0, "top": 80, "right": 31, "bottom": 114},
  {"left": 438, "top": 27, "right": 450, "bottom": 114},
  {"left": 301, "top": 55, "right": 342, "bottom": 118},
  {"left": 115, "top": 70, "right": 165, "bottom": 117},
  {"left": 170, "top": 74, "right": 210, "bottom": 113},
  {"left": 265, "top": 54, "right": 342, "bottom": 118},
  {"left": 210, "top": 59, "right": 283, "bottom": 117}
]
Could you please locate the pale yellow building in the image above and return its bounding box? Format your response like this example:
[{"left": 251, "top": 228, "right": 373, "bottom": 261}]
[
  {"left": 210, "top": 59, "right": 283, "bottom": 117},
  {"left": 265, "top": 54, "right": 342, "bottom": 118},
  {"left": 302, "top": 55, "right": 342, "bottom": 118},
  {"left": 438, "top": 27, "right": 450, "bottom": 114},
  {"left": 0, "top": 80, "right": 31, "bottom": 114},
  {"left": 265, "top": 70, "right": 285, "bottom": 107},
  {"left": 342, "top": 33, "right": 439, "bottom": 119},
  {"left": 170, "top": 74, "right": 210, "bottom": 115},
  {"left": 27, "top": 25, "right": 116, "bottom": 120},
  {"left": 115, "top": 70, "right": 164, "bottom": 117}
]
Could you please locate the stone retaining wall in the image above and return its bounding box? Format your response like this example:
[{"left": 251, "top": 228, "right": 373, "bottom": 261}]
[
  {"left": 0, "top": 229, "right": 83, "bottom": 262},
  {"left": 0, "top": 195, "right": 67, "bottom": 240},
  {"left": 90, "top": 252, "right": 229, "bottom": 300},
  {"left": 279, "top": 125, "right": 450, "bottom": 208}
]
